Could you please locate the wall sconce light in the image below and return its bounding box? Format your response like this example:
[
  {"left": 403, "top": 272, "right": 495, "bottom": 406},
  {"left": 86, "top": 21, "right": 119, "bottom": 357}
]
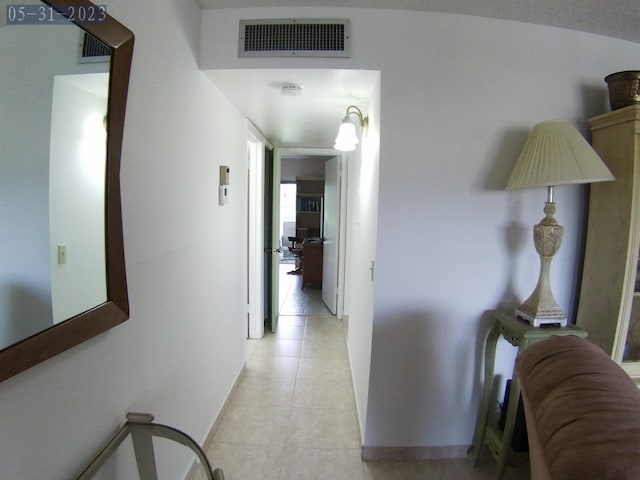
[{"left": 334, "top": 105, "right": 368, "bottom": 151}]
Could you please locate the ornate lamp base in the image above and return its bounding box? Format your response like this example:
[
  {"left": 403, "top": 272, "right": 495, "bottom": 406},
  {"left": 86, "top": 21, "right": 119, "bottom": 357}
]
[
  {"left": 515, "top": 201, "right": 568, "bottom": 328},
  {"left": 515, "top": 306, "right": 567, "bottom": 328}
]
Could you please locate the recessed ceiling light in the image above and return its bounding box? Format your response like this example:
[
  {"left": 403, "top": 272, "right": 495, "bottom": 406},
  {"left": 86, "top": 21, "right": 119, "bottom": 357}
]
[{"left": 281, "top": 84, "right": 303, "bottom": 96}]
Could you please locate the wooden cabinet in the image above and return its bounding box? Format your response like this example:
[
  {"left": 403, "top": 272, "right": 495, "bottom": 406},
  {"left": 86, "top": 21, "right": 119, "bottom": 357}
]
[
  {"left": 296, "top": 179, "right": 324, "bottom": 240},
  {"left": 576, "top": 105, "right": 640, "bottom": 381},
  {"left": 302, "top": 242, "right": 323, "bottom": 289}
]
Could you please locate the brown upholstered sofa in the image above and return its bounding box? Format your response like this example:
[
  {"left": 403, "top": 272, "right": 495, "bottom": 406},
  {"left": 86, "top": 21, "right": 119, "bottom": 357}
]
[{"left": 515, "top": 335, "right": 640, "bottom": 480}]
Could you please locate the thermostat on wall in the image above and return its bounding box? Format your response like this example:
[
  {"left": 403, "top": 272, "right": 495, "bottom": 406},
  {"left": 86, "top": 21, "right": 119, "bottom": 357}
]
[
  {"left": 219, "top": 165, "right": 230, "bottom": 206},
  {"left": 220, "top": 165, "right": 230, "bottom": 185},
  {"left": 219, "top": 185, "right": 229, "bottom": 205}
]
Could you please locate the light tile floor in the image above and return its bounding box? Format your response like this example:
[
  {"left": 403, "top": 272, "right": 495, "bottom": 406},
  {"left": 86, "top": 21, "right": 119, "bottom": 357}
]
[{"left": 206, "top": 264, "right": 530, "bottom": 480}]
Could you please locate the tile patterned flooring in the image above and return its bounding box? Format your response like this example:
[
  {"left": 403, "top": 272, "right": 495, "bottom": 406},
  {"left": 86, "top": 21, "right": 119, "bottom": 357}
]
[{"left": 205, "top": 264, "right": 530, "bottom": 479}]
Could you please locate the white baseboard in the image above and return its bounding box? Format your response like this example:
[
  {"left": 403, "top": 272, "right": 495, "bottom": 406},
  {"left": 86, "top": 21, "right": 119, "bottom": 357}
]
[
  {"left": 362, "top": 445, "right": 469, "bottom": 461},
  {"left": 201, "top": 363, "right": 246, "bottom": 454}
]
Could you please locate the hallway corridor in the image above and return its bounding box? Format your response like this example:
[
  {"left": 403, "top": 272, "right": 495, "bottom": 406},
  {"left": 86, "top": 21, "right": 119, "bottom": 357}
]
[{"left": 205, "top": 265, "right": 530, "bottom": 479}]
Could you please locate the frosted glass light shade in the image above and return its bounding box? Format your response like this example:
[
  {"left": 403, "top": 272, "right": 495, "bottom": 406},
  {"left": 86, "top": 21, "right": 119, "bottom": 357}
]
[
  {"left": 506, "top": 120, "right": 614, "bottom": 189},
  {"left": 334, "top": 119, "right": 359, "bottom": 151}
]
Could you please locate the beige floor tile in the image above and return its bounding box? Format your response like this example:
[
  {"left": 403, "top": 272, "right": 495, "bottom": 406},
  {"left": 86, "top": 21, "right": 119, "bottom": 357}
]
[
  {"left": 246, "top": 338, "right": 259, "bottom": 360},
  {"left": 301, "top": 336, "right": 348, "bottom": 359},
  {"left": 279, "top": 305, "right": 306, "bottom": 316},
  {"left": 278, "top": 315, "right": 306, "bottom": 327},
  {"left": 287, "top": 407, "right": 361, "bottom": 449},
  {"left": 245, "top": 355, "right": 299, "bottom": 379},
  {"left": 304, "top": 326, "right": 345, "bottom": 342},
  {"left": 274, "top": 323, "right": 305, "bottom": 340},
  {"left": 207, "top": 442, "right": 284, "bottom": 480},
  {"left": 306, "top": 315, "right": 344, "bottom": 330},
  {"left": 305, "top": 300, "right": 331, "bottom": 315},
  {"left": 279, "top": 447, "right": 365, "bottom": 480},
  {"left": 231, "top": 375, "right": 295, "bottom": 407},
  {"left": 252, "top": 337, "right": 302, "bottom": 358},
  {"left": 293, "top": 377, "right": 356, "bottom": 410},
  {"left": 297, "top": 356, "right": 352, "bottom": 380},
  {"left": 213, "top": 405, "right": 290, "bottom": 446}
]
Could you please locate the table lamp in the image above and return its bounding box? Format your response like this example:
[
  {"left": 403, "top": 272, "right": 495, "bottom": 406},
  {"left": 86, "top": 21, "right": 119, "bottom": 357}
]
[{"left": 506, "top": 119, "right": 614, "bottom": 326}]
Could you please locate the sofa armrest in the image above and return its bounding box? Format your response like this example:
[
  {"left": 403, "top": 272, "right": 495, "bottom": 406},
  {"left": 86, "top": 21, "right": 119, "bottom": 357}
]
[
  {"left": 516, "top": 335, "right": 640, "bottom": 480},
  {"left": 519, "top": 387, "right": 552, "bottom": 480}
]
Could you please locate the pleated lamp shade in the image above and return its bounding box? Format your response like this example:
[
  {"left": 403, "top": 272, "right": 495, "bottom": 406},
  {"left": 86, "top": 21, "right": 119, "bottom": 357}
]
[{"left": 506, "top": 120, "right": 614, "bottom": 189}]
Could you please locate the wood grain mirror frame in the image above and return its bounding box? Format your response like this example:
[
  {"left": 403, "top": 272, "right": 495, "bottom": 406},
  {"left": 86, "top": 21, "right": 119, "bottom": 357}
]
[{"left": 0, "top": 0, "right": 134, "bottom": 381}]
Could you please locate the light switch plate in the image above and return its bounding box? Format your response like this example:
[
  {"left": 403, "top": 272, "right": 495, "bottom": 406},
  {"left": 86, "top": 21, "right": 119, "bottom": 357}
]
[{"left": 57, "top": 244, "right": 67, "bottom": 264}]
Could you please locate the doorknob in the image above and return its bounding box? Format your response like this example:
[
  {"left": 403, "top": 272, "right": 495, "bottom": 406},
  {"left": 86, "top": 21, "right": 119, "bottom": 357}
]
[{"left": 264, "top": 248, "right": 283, "bottom": 254}]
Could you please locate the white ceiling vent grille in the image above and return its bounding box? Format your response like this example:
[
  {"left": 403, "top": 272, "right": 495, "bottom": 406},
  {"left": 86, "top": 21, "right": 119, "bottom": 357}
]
[{"left": 239, "top": 19, "right": 351, "bottom": 58}]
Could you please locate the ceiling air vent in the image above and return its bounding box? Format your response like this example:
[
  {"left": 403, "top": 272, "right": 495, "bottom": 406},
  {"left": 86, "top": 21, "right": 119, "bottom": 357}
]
[{"left": 239, "top": 19, "right": 351, "bottom": 58}]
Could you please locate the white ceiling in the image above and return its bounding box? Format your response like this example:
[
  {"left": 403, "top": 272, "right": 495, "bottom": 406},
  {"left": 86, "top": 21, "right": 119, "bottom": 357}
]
[
  {"left": 198, "top": 0, "right": 640, "bottom": 44},
  {"left": 200, "top": 1, "right": 640, "bottom": 149},
  {"left": 206, "top": 69, "right": 379, "bottom": 149}
]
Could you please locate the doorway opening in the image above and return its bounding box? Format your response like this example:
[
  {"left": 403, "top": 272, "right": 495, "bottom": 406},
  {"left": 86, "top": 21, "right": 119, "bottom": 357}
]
[
  {"left": 273, "top": 150, "right": 345, "bottom": 324},
  {"left": 278, "top": 178, "right": 328, "bottom": 317},
  {"left": 206, "top": 67, "right": 378, "bottom": 337}
]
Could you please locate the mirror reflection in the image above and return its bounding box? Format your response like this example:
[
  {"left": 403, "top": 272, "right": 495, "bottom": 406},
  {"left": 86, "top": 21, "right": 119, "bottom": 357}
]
[{"left": 0, "top": 5, "right": 111, "bottom": 350}]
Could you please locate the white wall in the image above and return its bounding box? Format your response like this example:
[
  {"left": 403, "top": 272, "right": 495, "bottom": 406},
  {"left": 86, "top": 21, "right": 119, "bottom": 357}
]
[
  {"left": 49, "top": 74, "right": 108, "bottom": 323},
  {"left": 201, "top": 6, "right": 640, "bottom": 450},
  {"left": 345, "top": 78, "right": 381, "bottom": 440},
  {"left": 0, "top": 0, "right": 248, "bottom": 478},
  {"left": 281, "top": 156, "right": 327, "bottom": 181},
  {"left": 364, "top": 12, "right": 639, "bottom": 450}
]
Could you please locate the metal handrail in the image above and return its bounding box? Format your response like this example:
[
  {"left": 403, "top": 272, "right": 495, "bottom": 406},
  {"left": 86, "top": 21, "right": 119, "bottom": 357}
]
[{"left": 74, "top": 413, "right": 225, "bottom": 480}]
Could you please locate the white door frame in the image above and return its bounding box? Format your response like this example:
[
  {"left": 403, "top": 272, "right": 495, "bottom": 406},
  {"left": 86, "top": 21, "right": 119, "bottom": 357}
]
[
  {"left": 276, "top": 147, "right": 347, "bottom": 319},
  {"left": 335, "top": 152, "right": 348, "bottom": 319},
  {"left": 246, "top": 124, "right": 271, "bottom": 339}
]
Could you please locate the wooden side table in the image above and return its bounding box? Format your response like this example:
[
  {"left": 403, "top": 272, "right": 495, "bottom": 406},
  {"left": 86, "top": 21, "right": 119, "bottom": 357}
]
[{"left": 467, "top": 311, "right": 587, "bottom": 479}]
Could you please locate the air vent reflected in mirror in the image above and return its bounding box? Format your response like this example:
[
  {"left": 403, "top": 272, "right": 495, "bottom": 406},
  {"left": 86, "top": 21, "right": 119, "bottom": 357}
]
[{"left": 79, "top": 32, "right": 111, "bottom": 63}]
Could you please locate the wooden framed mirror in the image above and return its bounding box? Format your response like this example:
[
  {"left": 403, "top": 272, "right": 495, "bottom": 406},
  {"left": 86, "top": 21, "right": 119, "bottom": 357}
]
[{"left": 0, "top": 0, "right": 134, "bottom": 381}]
